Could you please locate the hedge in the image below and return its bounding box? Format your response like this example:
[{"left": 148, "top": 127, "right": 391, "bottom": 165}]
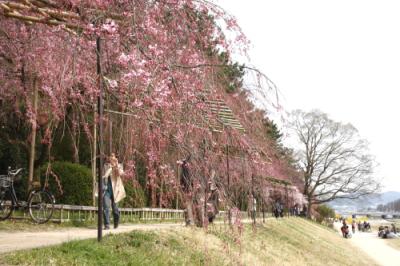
[{"left": 38, "top": 162, "right": 92, "bottom": 206}]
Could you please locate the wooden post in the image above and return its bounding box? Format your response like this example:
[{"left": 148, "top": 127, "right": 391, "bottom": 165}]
[{"left": 28, "top": 78, "right": 38, "bottom": 191}]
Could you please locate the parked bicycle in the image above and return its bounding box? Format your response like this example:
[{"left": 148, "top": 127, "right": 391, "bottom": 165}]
[{"left": 0, "top": 167, "right": 55, "bottom": 223}]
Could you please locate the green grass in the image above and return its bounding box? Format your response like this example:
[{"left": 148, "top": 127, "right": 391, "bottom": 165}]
[
  {"left": 0, "top": 218, "right": 184, "bottom": 232},
  {"left": 2, "top": 230, "right": 222, "bottom": 266},
  {"left": 1, "top": 218, "right": 377, "bottom": 266},
  {"left": 0, "top": 219, "right": 70, "bottom": 232}
]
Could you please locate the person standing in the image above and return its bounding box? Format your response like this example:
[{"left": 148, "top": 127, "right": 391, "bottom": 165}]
[
  {"left": 341, "top": 220, "right": 349, "bottom": 238},
  {"left": 274, "top": 200, "right": 283, "bottom": 218},
  {"left": 251, "top": 195, "right": 257, "bottom": 224},
  {"left": 351, "top": 220, "right": 356, "bottom": 234},
  {"left": 103, "top": 153, "right": 126, "bottom": 229}
]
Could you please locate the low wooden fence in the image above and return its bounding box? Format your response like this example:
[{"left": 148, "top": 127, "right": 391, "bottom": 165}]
[
  {"left": 11, "top": 205, "right": 185, "bottom": 223},
  {"left": 11, "top": 204, "right": 275, "bottom": 223},
  {"left": 57, "top": 205, "right": 188, "bottom": 223}
]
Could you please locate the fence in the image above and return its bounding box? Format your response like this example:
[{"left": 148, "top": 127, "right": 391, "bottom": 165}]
[
  {"left": 11, "top": 204, "right": 185, "bottom": 223},
  {"left": 10, "top": 204, "right": 276, "bottom": 223}
]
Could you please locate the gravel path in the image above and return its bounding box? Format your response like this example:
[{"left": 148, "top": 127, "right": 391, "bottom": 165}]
[
  {"left": 335, "top": 222, "right": 400, "bottom": 266},
  {"left": 0, "top": 223, "right": 184, "bottom": 254}
]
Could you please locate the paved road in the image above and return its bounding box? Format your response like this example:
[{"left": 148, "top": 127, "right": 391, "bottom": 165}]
[
  {"left": 0, "top": 223, "right": 184, "bottom": 254},
  {"left": 335, "top": 222, "right": 400, "bottom": 266}
]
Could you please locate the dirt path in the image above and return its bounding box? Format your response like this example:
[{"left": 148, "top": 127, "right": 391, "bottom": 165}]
[
  {"left": 0, "top": 223, "right": 184, "bottom": 254},
  {"left": 334, "top": 222, "right": 400, "bottom": 266}
]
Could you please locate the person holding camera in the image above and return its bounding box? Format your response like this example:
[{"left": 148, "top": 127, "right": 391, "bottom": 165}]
[{"left": 103, "top": 153, "right": 126, "bottom": 229}]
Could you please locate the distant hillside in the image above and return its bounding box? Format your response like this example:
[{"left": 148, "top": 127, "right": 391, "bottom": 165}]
[{"left": 328, "top": 191, "right": 400, "bottom": 212}]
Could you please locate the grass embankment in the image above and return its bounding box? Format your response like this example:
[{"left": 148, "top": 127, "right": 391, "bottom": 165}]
[
  {"left": 0, "top": 219, "right": 184, "bottom": 232},
  {"left": 0, "top": 220, "right": 71, "bottom": 232},
  {"left": 2, "top": 218, "right": 375, "bottom": 266},
  {"left": 0, "top": 218, "right": 104, "bottom": 232}
]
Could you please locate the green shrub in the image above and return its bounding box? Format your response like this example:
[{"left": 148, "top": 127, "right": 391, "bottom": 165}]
[
  {"left": 120, "top": 180, "right": 146, "bottom": 208},
  {"left": 316, "top": 204, "right": 335, "bottom": 223},
  {"left": 38, "top": 162, "right": 92, "bottom": 206},
  {"left": 12, "top": 173, "right": 29, "bottom": 201}
]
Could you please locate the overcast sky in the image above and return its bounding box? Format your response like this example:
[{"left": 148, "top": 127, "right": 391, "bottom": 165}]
[{"left": 217, "top": 0, "right": 400, "bottom": 192}]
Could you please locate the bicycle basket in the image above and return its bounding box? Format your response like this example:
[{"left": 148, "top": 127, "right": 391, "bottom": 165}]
[{"left": 0, "top": 175, "right": 12, "bottom": 188}]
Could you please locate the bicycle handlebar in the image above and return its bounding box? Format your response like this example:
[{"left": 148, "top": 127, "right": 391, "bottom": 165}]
[{"left": 8, "top": 168, "right": 23, "bottom": 176}]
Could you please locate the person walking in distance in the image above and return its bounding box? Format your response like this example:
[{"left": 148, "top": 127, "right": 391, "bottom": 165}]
[{"left": 103, "top": 153, "right": 126, "bottom": 229}]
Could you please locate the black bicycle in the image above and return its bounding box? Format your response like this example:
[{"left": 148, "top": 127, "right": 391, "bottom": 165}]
[{"left": 0, "top": 167, "right": 55, "bottom": 223}]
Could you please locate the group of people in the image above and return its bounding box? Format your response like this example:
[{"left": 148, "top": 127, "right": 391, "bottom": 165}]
[
  {"left": 378, "top": 224, "right": 398, "bottom": 239},
  {"left": 340, "top": 217, "right": 400, "bottom": 240},
  {"left": 340, "top": 219, "right": 372, "bottom": 238},
  {"left": 357, "top": 221, "right": 371, "bottom": 232},
  {"left": 289, "top": 204, "right": 301, "bottom": 216},
  {"left": 273, "top": 202, "right": 306, "bottom": 218}
]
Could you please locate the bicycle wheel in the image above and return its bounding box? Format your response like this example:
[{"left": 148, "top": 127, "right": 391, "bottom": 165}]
[
  {"left": 0, "top": 188, "right": 14, "bottom": 221},
  {"left": 28, "top": 190, "right": 54, "bottom": 224}
]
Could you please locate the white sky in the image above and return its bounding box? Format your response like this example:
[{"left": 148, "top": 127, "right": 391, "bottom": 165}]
[{"left": 217, "top": 0, "right": 400, "bottom": 192}]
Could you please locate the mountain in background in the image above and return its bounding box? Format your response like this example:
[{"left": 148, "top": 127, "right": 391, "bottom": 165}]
[{"left": 328, "top": 191, "right": 400, "bottom": 213}]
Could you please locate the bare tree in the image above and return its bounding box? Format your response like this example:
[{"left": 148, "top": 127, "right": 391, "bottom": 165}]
[{"left": 287, "top": 110, "right": 381, "bottom": 217}]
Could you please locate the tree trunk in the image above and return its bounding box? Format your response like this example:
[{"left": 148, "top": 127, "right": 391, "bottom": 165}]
[
  {"left": 28, "top": 78, "right": 38, "bottom": 191},
  {"left": 307, "top": 195, "right": 313, "bottom": 218},
  {"left": 92, "top": 110, "right": 97, "bottom": 206},
  {"left": 184, "top": 194, "right": 194, "bottom": 226},
  {"left": 176, "top": 152, "right": 179, "bottom": 210},
  {"left": 159, "top": 180, "right": 163, "bottom": 208},
  {"left": 226, "top": 145, "right": 231, "bottom": 225},
  {"left": 71, "top": 112, "right": 80, "bottom": 164}
]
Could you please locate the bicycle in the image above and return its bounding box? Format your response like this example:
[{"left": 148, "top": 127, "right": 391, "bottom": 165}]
[{"left": 0, "top": 167, "right": 55, "bottom": 224}]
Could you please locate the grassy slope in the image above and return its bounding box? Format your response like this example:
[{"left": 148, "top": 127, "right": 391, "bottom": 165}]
[
  {"left": 0, "top": 219, "right": 184, "bottom": 232},
  {"left": 0, "top": 219, "right": 76, "bottom": 232},
  {"left": 2, "top": 218, "right": 376, "bottom": 266}
]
